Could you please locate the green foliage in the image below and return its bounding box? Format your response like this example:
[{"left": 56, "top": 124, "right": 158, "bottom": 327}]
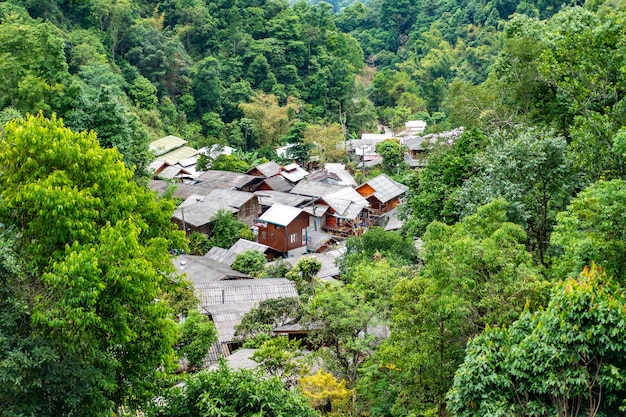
[
  {"left": 234, "top": 297, "right": 302, "bottom": 344},
  {"left": 0, "top": 114, "right": 185, "bottom": 415},
  {"left": 375, "top": 138, "right": 406, "bottom": 174},
  {"left": 176, "top": 309, "right": 218, "bottom": 370},
  {"left": 148, "top": 364, "right": 320, "bottom": 417},
  {"left": 551, "top": 179, "right": 626, "bottom": 283},
  {"left": 263, "top": 258, "right": 294, "bottom": 278},
  {"left": 337, "top": 226, "right": 418, "bottom": 274},
  {"left": 187, "top": 230, "right": 211, "bottom": 255},
  {"left": 376, "top": 199, "right": 547, "bottom": 416},
  {"left": 456, "top": 128, "right": 574, "bottom": 265},
  {"left": 253, "top": 337, "right": 308, "bottom": 387},
  {"left": 403, "top": 129, "right": 488, "bottom": 237},
  {"left": 286, "top": 256, "right": 323, "bottom": 295},
  {"left": 210, "top": 153, "right": 250, "bottom": 173},
  {"left": 206, "top": 209, "right": 252, "bottom": 250},
  {"left": 448, "top": 264, "right": 626, "bottom": 416},
  {"left": 231, "top": 250, "right": 267, "bottom": 276}
]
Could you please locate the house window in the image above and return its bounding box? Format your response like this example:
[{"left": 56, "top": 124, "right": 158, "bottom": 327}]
[
  {"left": 290, "top": 232, "right": 298, "bottom": 244},
  {"left": 261, "top": 230, "right": 267, "bottom": 240}
]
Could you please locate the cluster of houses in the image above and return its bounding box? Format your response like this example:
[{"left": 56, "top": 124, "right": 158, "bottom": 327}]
[{"left": 148, "top": 122, "right": 461, "bottom": 366}]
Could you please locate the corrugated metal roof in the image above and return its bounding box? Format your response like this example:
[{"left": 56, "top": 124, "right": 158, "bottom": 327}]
[
  {"left": 249, "top": 161, "right": 280, "bottom": 177},
  {"left": 206, "top": 188, "right": 256, "bottom": 209},
  {"left": 205, "top": 239, "right": 270, "bottom": 267},
  {"left": 258, "top": 203, "right": 304, "bottom": 226},
  {"left": 261, "top": 175, "right": 294, "bottom": 192},
  {"left": 157, "top": 165, "right": 191, "bottom": 180},
  {"left": 363, "top": 174, "right": 408, "bottom": 204},
  {"left": 150, "top": 135, "right": 187, "bottom": 156},
  {"left": 303, "top": 204, "right": 329, "bottom": 217},
  {"left": 324, "top": 163, "right": 357, "bottom": 186},
  {"left": 322, "top": 187, "right": 369, "bottom": 219},
  {"left": 161, "top": 146, "right": 201, "bottom": 165},
  {"left": 195, "top": 170, "right": 260, "bottom": 190},
  {"left": 280, "top": 166, "right": 308, "bottom": 182},
  {"left": 254, "top": 190, "right": 311, "bottom": 208},
  {"left": 173, "top": 255, "right": 252, "bottom": 285},
  {"left": 290, "top": 180, "right": 346, "bottom": 198},
  {"left": 172, "top": 201, "right": 238, "bottom": 227},
  {"left": 198, "top": 279, "right": 299, "bottom": 343}
]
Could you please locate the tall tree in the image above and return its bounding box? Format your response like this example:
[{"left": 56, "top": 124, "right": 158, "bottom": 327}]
[{"left": 0, "top": 114, "right": 185, "bottom": 415}]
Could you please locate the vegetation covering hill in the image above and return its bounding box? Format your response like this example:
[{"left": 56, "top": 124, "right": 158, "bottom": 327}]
[{"left": 3, "top": 0, "right": 626, "bottom": 416}]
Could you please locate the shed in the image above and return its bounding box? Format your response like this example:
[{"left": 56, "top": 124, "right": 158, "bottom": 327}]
[
  {"left": 172, "top": 199, "right": 238, "bottom": 235},
  {"left": 280, "top": 163, "right": 309, "bottom": 183}
]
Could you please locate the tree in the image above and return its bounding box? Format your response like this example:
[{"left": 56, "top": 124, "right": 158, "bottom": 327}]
[
  {"left": 234, "top": 297, "right": 302, "bottom": 346},
  {"left": 206, "top": 209, "right": 253, "bottom": 249},
  {"left": 448, "top": 264, "right": 626, "bottom": 417},
  {"left": 286, "top": 256, "right": 323, "bottom": 295},
  {"left": 455, "top": 128, "right": 574, "bottom": 265},
  {"left": 239, "top": 92, "right": 301, "bottom": 149},
  {"left": 231, "top": 250, "right": 267, "bottom": 276},
  {"left": 402, "top": 129, "right": 487, "bottom": 238},
  {"left": 252, "top": 337, "right": 308, "bottom": 388},
  {"left": 375, "top": 138, "right": 406, "bottom": 174},
  {"left": 176, "top": 309, "right": 217, "bottom": 370},
  {"left": 303, "top": 123, "right": 346, "bottom": 164},
  {"left": 378, "top": 199, "right": 547, "bottom": 416},
  {"left": 0, "top": 114, "right": 186, "bottom": 415},
  {"left": 550, "top": 179, "right": 626, "bottom": 283},
  {"left": 148, "top": 365, "right": 320, "bottom": 417}
]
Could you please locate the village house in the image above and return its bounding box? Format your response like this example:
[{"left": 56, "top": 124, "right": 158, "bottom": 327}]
[
  {"left": 172, "top": 195, "right": 238, "bottom": 235},
  {"left": 256, "top": 203, "right": 312, "bottom": 256},
  {"left": 205, "top": 239, "right": 273, "bottom": 266},
  {"left": 204, "top": 188, "right": 261, "bottom": 226},
  {"left": 356, "top": 174, "right": 409, "bottom": 216}
]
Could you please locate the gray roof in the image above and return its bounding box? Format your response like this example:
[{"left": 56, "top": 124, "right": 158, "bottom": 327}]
[
  {"left": 249, "top": 161, "right": 281, "bottom": 177},
  {"left": 357, "top": 156, "right": 383, "bottom": 168},
  {"left": 405, "top": 136, "right": 428, "bottom": 151},
  {"left": 206, "top": 188, "right": 257, "bottom": 209},
  {"left": 290, "top": 180, "right": 347, "bottom": 198},
  {"left": 254, "top": 190, "right": 311, "bottom": 208},
  {"left": 173, "top": 255, "right": 252, "bottom": 286},
  {"left": 280, "top": 165, "right": 309, "bottom": 182},
  {"left": 384, "top": 211, "right": 405, "bottom": 231},
  {"left": 159, "top": 146, "right": 201, "bottom": 165},
  {"left": 172, "top": 201, "right": 238, "bottom": 228},
  {"left": 306, "top": 230, "right": 333, "bottom": 252},
  {"left": 324, "top": 163, "right": 357, "bottom": 186},
  {"left": 218, "top": 348, "right": 258, "bottom": 370},
  {"left": 205, "top": 239, "right": 270, "bottom": 267},
  {"left": 258, "top": 203, "right": 304, "bottom": 226},
  {"left": 363, "top": 174, "right": 409, "bottom": 204},
  {"left": 195, "top": 170, "right": 260, "bottom": 190},
  {"left": 307, "top": 170, "right": 341, "bottom": 183},
  {"left": 260, "top": 175, "right": 294, "bottom": 192},
  {"left": 198, "top": 278, "right": 298, "bottom": 343},
  {"left": 322, "top": 187, "right": 369, "bottom": 220}
]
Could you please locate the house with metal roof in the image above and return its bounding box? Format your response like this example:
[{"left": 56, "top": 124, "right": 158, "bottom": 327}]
[
  {"left": 256, "top": 203, "right": 311, "bottom": 256},
  {"left": 356, "top": 173, "right": 408, "bottom": 217},
  {"left": 172, "top": 198, "right": 238, "bottom": 235},
  {"left": 254, "top": 190, "right": 311, "bottom": 210},
  {"left": 280, "top": 162, "right": 309, "bottom": 183},
  {"left": 198, "top": 278, "right": 298, "bottom": 361},
  {"left": 204, "top": 188, "right": 261, "bottom": 226},
  {"left": 289, "top": 180, "right": 347, "bottom": 199},
  {"left": 255, "top": 175, "right": 295, "bottom": 193},
  {"left": 150, "top": 135, "right": 187, "bottom": 157},
  {"left": 205, "top": 239, "right": 272, "bottom": 266},
  {"left": 246, "top": 161, "right": 281, "bottom": 178},
  {"left": 313, "top": 187, "right": 370, "bottom": 236}
]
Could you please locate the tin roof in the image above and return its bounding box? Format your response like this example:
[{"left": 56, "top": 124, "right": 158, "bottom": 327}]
[
  {"left": 280, "top": 164, "right": 308, "bottom": 182},
  {"left": 195, "top": 170, "right": 260, "bottom": 189},
  {"left": 205, "top": 239, "right": 270, "bottom": 267},
  {"left": 172, "top": 201, "right": 238, "bottom": 228},
  {"left": 173, "top": 255, "right": 252, "bottom": 284},
  {"left": 254, "top": 190, "right": 311, "bottom": 208},
  {"left": 260, "top": 175, "right": 294, "bottom": 192},
  {"left": 322, "top": 187, "right": 369, "bottom": 219},
  {"left": 150, "top": 135, "right": 187, "bottom": 156},
  {"left": 248, "top": 161, "right": 281, "bottom": 177},
  {"left": 157, "top": 165, "right": 191, "bottom": 180},
  {"left": 258, "top": 203, "right": 304, "bottom": 226},
  {"left": 289, "top": 180, "right": 347, "bottom": 198},
  {"left": 324, "top": 163, "right": 357, "bottom": 186},
  {"left": 362, "top": 174, "right": 408, "bottom": 204},
  {"left": 160, "top": 146, "right": 201, "bottom": 165},
  {"left": 206, "top": 188, "right": 257, "bottom": 209}
]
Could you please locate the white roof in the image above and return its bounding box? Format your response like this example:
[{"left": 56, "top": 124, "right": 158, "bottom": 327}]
[
  {"left": 258, "top": 203, "right": 304, "bottom": 226},
  {"left": 360, "top": 132, "right": 394, "bottom": 140},
  {"left": 324, "top": 163, "right": 357, "bottom": 186},
  {"left": 280, "top": 166, "right": 309, "bottom": 182},
  {"left": 406, "top": 120, "right": 427, "bottom": 129}
]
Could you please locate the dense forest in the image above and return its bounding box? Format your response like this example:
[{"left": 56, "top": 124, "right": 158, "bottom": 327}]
[{"left": 2, "top": 0, "right": 626, "bottom": 416}]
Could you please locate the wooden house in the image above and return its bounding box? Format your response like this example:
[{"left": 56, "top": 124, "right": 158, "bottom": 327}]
[
  {"left": 172, "top": 196, "right": 238, "bottom": 235},
  {"left": 205, "top": 188, "right": 261, "bottom": 226},
  {"left": 315, "top": 187, "right": 369, "bottom": 236},
  {"left": 246, "top": 161, "right": 281, "bottom": 178},
  {"left": 256, "top": 203, "right": 311, "bottom": 256},
  {"left": 356, "top": 174, "right": 408, "bottom": 216}
]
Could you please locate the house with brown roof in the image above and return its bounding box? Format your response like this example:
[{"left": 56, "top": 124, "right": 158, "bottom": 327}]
[
  {"left": 356, "top": 174, "right": 408, "bottom": 216},
  {"left": 256, "top": 203, "right": 312, "bottom": 256}
]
